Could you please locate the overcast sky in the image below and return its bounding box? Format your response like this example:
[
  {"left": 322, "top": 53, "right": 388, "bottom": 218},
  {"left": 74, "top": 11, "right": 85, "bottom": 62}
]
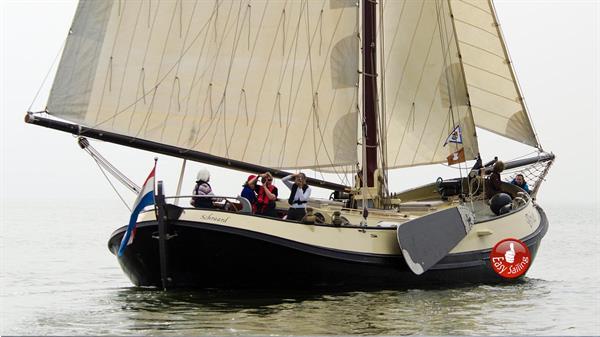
[{"left": 1, "top": 0, "right": 598, "bottom": 209}]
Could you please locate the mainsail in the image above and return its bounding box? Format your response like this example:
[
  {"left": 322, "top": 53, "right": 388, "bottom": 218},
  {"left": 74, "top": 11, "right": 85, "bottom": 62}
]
[
  {"left": 42, "top": 0, "right": 541, "bottom": 182},
  {"left": 48, "top": 0, "right": 359, "bottom": 171}
]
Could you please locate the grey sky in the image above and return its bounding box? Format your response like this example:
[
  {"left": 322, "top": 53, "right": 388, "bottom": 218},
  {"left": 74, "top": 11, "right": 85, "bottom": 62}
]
[{"left": 1, "top": 0, "right": 598, "bottom": 207}]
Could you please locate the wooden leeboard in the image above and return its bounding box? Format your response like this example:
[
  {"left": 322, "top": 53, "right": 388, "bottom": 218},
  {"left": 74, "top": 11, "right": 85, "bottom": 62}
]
[{"left": 397, "top": 206, "right": 474, "bottom": 275}]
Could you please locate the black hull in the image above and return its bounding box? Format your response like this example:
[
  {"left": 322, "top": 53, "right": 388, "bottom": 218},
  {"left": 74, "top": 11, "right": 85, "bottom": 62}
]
[{"left": 108, "top": 206, "right": 549, "bottom": 289}]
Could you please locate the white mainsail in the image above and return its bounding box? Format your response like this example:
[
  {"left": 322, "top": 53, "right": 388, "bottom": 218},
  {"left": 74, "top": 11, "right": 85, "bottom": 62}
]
[
  {"left": 380, "top": 0, "right": 479, "bottom": 169},
  {"left": 48, "top": 0, "right": 359, "bottom": 171}
]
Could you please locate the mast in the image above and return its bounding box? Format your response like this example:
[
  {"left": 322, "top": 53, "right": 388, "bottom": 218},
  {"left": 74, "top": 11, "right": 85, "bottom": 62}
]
[{"left": 362, "top": 0, "right": 378, "bottom": 188}]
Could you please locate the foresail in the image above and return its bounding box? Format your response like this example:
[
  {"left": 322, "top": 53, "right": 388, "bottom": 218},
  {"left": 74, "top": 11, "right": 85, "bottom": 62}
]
[
  {"left": 380, "top": 0, "right": 479, "bottom": 169},
  {"left": 47, "top": 0, "right": 359, "bottom": 170},
  {"left": 449, "top": 0, "right": 539, "bottom": 148}
]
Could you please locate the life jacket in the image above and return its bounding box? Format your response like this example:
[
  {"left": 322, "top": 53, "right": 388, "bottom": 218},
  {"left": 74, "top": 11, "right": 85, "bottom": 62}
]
[
  {"left": 257, "top": 184, "right": 276, "bottom": 213},
  {"left": 192, "top": 181, "right": 212, "bottom": 208},
  {"left": 288, "top": 184, "right": 309, "bottom": 206}
]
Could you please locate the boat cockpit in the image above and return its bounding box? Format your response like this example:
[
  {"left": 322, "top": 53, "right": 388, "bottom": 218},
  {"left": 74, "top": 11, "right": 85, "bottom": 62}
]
[{"left": 165, "top": 175, "right": 533, "bottom": 227}]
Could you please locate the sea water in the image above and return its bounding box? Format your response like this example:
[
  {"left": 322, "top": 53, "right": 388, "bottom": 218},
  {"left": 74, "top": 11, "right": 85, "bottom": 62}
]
[{"left": 1, "top": 198, "right": 598, "bottom": 335}]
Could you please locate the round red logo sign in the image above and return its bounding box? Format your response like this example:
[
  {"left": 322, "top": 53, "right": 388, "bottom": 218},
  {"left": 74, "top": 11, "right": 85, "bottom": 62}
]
[{"left": 490, "top": 238, "right": 531, "bottom": 278}]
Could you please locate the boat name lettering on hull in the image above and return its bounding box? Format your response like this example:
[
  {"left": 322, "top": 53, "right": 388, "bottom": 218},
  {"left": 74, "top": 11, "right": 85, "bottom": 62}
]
[{"left": 200, "top": 213, "right": 230, "bottom": 224}]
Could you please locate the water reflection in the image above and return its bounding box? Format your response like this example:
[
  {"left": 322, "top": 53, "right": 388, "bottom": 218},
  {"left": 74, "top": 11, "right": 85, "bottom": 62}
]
[{"left": 97, "top": 280, "right": 552, "bottom": 336}]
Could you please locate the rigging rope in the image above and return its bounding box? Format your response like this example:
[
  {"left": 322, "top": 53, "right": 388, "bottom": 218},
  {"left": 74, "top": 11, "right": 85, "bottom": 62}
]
[
  {"left": 76, "top": 137, "right": 140, "bottom": 211},
  {"left": 92, "top": 157, "right": 132, "bottom": 212},
  {"left": 378, "top": 0, "right": 389, "bottom": 198},
  {"left": 27, "top": 33, "right": 67, "bottom": 113},
  {"left": 78, "top": 137, "right": 140, "bottom": 194}
]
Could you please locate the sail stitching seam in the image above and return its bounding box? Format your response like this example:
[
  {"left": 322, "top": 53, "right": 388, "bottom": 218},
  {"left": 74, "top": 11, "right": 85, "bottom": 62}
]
[
  {"left": 462, "top": 62, "right": 513, "bottom": 81},
  {"left": 296, "top": 0, "right": 355, "bottom": 180},
  {"left": 458, "top": 39, "right": 505, "bottom": 59},
  {"left": 225, "top": 1, "right": 273, "bottom": 154},
  {"left": 138, "top": 0, "right": 181, "bottom": 138},
  {"left": 385, "top": 1, "right": 426, "bottom": 132},
  {"left": 456, "top": 0, "right": 491, "bottom": 15},
  {"left": 237, "top": 1, "right": 294, "bottom": 163},
  {"left": 410, "top": 0, "right": 457, "bottom": 166},
  {"left": 111, "top": 1, "right": 144, "bottom": 130},
  {"left": 83, "top": 1, "right": 221, "bottom": 138},
  {"left": 453, "top": 18, "right": 497, "bottom": 38},
  {"left": 172, "top": 0, "right": 200, "bottom": 145},
  {"left": 93, "top": 0, "right": 128, "bottom": 126},
  {"left": 404, "top": 21, "right": 441, "bottom": 165},
  {"left": 468, "top": 83, "right": 521, "bottom": 103}
]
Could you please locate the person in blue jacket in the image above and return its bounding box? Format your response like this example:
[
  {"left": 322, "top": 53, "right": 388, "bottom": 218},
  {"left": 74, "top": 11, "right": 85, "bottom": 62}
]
[
  {"left": 511, "top": 174, "right": 531, "bottom": 194},
  {"left": 241, "top": 174, "right": 259, "bottom": 212}
]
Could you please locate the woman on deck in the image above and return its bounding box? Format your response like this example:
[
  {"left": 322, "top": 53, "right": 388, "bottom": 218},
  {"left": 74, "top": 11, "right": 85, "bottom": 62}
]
[
  {"left": 256, "top": 172, "right": 278, "bottom": 218},
  {"left": 191, "top": 168, "right": 214, "bottom": 208},
  {"left": 241, "top": 175, "right": 259, "bottom": 212},
  {"left": 282, "top": 173, "right": 311, "bottom": 221}
]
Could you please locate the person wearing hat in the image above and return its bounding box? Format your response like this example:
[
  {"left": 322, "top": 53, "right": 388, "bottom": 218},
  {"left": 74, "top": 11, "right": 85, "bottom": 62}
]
[
  {"left": 241, "top": 174, "right": 259, "bottom": 213},
  {"left": 191, "top": 167, "right": 214, "bottom": 208}
]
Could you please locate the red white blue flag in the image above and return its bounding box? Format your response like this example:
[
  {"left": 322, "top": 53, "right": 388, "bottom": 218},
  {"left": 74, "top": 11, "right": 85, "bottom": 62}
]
[{"left": 118, "top": 164, "right": 156, "bottom": 257}]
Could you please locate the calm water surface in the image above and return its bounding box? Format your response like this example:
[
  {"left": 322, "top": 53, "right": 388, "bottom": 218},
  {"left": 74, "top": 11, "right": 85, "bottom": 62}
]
[{"left": 1, "top": 199, "right": 598, "bottom": 335}]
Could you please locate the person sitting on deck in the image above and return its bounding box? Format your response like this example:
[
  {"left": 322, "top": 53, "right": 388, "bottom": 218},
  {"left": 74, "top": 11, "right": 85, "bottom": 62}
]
[
  {"left": 511, "top": 173, "right": 531, "bottom": 194},
  {"left": 256, "top": 172, "right": 278, "bottom": 218},
  {"left": 191, "top": 167, "right": 214, "bottom": 208},
  {"left": 482, "top": 160, "right": 505, "bottom": 199},
  {"left": 282, "top": 173, "right": 312, "bottom": 221},
  {"left": 241, "top": 174, "right": 259, "bottom": 212}
]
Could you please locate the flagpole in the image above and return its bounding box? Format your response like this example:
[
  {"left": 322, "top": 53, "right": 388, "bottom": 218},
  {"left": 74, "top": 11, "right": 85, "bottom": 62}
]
[
  {"left": 156, "top": 179, "right": 171, "bottom": 290},
  {"left": 153, "top": 158, "right": 172, "bottom": 290}
]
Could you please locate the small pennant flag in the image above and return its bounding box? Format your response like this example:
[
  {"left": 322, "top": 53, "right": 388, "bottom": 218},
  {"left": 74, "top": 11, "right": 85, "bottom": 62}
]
[
  {"left": 443, "top": 125, "right": 463, "bottom": 146},
  {"left": 447, "top": 147, "right": 466, "bottom": 165}
]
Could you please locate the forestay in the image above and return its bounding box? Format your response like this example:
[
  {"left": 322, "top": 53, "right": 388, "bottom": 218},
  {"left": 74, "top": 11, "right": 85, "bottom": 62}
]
[{"left": 47, "top": 0, "right": 359, "bottom": 171}]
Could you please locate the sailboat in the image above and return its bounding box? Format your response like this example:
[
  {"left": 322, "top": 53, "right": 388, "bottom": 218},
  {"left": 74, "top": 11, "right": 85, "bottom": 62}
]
[{"left": 26, "top": 0, "right": 554, "bottom": 289}]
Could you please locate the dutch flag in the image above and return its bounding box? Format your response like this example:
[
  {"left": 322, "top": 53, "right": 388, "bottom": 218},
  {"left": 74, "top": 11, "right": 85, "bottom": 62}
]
[{"left": 118, "top": 164, "right": 156, "bottom": 257}]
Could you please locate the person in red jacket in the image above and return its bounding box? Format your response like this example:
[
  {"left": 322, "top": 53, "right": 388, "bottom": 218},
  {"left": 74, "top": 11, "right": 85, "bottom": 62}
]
[{"left": 255, "top": 172, "right": 278, "bottom": 218}]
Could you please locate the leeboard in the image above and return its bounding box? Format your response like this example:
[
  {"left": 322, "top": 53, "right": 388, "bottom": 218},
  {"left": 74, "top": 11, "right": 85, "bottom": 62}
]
[{"left": 397, "top": 206, "right": 474, "bottom": 275}]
